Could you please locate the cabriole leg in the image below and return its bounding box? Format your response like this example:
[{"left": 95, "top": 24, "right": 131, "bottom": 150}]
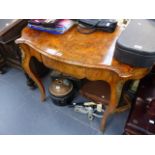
[
  {"left": 100, "top": 80, "right": 124, "bottom": 131},
  {"left": 21, "top": 48, "right": 46, "bottom": 101}
]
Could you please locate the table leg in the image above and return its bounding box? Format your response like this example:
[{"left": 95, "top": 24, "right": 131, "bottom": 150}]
[
  {"left": 24, "top": 73, "right": 36, "bottom": 90},
  {"left": 22, "top": 51, "right": 46, "bottom": 101},
  {"left": 100, "top": 80, "right": 124, "bottom": 131}
]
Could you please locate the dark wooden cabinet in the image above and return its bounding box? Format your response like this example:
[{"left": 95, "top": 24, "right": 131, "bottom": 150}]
[
  {"left": 0, "top": 19, "right": 49, "bottom": 86},
  {"left": 0, "top": 45, "right": 5, "bottom": 73},
  {"left": 0, "top": 20, "right": 28, "bottom": 69}
]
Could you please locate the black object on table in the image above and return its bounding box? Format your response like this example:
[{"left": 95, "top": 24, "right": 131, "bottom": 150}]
[{"left": 114, "top": 19, "right": 155, "bottom": 68}]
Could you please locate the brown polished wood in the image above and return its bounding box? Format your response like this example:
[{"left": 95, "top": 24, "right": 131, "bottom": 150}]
[{"left": 16, "top": 25, "right": 149, "bottom": 131}]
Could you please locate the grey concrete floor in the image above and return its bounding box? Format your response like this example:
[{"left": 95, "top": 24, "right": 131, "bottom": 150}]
[{"left": 0, "top": 68, "right": 129, "bottom": 135}]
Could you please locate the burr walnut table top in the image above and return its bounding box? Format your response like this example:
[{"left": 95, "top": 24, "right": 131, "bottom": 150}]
[{"left": 17, "top": 25, "right": 148, "bottom": 78}]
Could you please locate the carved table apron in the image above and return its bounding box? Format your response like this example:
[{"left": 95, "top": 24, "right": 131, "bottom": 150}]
[{"left": 16, "top": 25, "right": 149, "bottom": 131}]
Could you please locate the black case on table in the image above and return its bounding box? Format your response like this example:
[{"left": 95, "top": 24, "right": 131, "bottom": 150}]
[
  {"left": 78, "top": 19, "right": 117, "bottom": 32},
  {"left": 114, "top": 20, "right": 155, "bottom": 68}
]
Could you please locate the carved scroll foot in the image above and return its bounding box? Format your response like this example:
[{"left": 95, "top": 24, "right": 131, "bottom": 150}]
[
  {"left": 100, "top": 80, "right": 124, "bottom": 131},
  {"left": 22, "top": 51, "right": 46, "bottom": 102}
]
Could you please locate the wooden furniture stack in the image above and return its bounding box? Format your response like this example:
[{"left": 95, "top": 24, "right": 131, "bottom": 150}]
[
  {"left": 0, "top": 20, "right": 27, "bottom": 70},
  {"left": 0, "top": 19, "right": 48, "bottom": 87}
]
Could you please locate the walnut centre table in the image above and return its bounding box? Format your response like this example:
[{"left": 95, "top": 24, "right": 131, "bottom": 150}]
[{"left": 16, "top": 25, "right": 149, "bottom": 131}]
